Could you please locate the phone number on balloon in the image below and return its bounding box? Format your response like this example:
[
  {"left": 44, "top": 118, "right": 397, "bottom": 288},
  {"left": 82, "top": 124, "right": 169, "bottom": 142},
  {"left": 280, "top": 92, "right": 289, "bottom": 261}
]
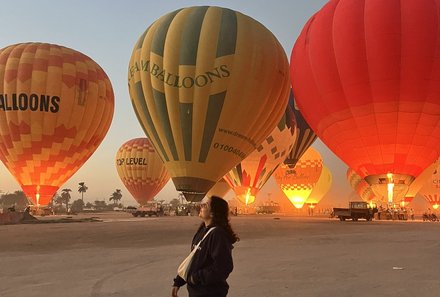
[{"left": 213, "top": 143, "right": 246, "bottom": 159}]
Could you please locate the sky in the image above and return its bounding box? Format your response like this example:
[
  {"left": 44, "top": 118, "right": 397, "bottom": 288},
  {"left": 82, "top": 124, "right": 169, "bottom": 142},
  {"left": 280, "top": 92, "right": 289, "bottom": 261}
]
[{"left": 0, "top": 0, "right": 357, "bottom": 207}]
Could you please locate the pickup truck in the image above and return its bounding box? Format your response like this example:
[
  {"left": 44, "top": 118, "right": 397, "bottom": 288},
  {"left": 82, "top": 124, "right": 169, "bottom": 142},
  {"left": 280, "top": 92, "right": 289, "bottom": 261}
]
[
  {"left": 126, "top": 202, "right": 164, "bottom": 217},
  {"left": 333, "top": 201, "right": 377, "bottom": 221}
]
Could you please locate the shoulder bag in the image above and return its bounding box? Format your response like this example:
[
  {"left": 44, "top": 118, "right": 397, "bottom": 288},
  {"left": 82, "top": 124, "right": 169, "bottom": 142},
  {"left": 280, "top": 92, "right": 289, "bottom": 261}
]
[{"left": 177, "top": 227, "right": 216, "bottom": 281}]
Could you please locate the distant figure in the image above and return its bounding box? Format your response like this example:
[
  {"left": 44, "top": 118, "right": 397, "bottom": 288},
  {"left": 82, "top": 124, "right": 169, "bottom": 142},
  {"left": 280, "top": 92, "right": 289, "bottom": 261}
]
[
  {"left": 172, "top": 196, "right": 239, "bottom": 297},
  {"left": 409, "top": 208, "right": 415, "bottom": 220}
]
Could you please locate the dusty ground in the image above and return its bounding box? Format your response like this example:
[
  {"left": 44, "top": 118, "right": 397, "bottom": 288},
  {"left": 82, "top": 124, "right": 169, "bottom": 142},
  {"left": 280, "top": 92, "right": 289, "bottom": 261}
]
[{"left": 0, "top": 212, "right": 439, "bottom": 297}]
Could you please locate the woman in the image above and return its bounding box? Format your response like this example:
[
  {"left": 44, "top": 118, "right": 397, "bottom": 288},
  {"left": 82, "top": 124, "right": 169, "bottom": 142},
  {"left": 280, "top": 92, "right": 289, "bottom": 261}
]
[{"left": 172, "top": 196, "right": 239, "bottom": 297}]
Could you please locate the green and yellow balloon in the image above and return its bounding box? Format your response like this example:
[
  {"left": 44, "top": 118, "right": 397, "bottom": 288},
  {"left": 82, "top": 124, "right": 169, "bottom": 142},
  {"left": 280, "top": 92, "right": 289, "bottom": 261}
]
[{"left": 128, "top": 6, "right": 290, "bottom": 201}]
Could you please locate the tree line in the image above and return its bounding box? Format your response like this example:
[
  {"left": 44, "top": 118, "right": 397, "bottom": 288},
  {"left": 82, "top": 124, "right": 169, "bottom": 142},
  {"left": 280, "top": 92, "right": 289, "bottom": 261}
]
[{"left": 0, "top": 182, "right": 123, "bottom": 214}]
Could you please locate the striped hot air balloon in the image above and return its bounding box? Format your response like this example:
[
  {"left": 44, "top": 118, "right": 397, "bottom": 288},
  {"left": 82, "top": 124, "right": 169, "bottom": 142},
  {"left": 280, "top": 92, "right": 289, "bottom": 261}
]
[
  {"left": 0, "top": 43, "right": 114, "bottom": 206},
  {"left": 128, "top": 6, "right": 290, "bottom": 202},
  {"left": 115, "top": 138, "right": 169, "bottom": 205},
  {"left": 419, "top": 162, "right": 440, "bottom": 210},
  {"left": 224, "top": 103, "right": 297, "bottom": 205},
  {"left": 284, "top": 91, "right": 317, "bottom": 168},
  {"left": 274, "top": 147, "right": 323, "bottom": 208},
  {"left": 346, "top": 168, "right": 376, "bottom": 203}
]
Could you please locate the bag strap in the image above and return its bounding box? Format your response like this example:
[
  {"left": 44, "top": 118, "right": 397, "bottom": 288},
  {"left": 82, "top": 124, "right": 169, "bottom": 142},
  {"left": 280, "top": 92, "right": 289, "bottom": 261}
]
[{"left": 194, "top": 227, "right": 216, "bottom": 249}]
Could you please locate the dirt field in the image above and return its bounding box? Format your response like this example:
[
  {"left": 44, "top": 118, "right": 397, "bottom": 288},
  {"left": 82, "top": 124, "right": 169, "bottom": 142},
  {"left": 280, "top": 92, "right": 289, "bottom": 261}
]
[{"left": 0, "top": 212, "right": 439, "bottom": 297}]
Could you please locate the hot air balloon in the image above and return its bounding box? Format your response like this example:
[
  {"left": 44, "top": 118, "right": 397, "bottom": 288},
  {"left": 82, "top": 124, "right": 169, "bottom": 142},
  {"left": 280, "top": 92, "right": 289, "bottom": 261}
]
[
  {"left": 274, "top": 147, "right": 323, "bottom": 208},
  {"left": 206, "top": 178, "right": 231, "bottom": 198},
  {"left": 291, "top": 0, "right": 440, "bottom": 206},
  {"left": 403, "top": 159, "right": 440, "bottom": 206},
  {"left": 306, "top": 165, "right": 332, "bottom": 208},
  {"left": 223, "top": 104, "right": 297, "bottom": 205},
  {"left": 128, "top": 6, "right": 290, "bottom": 202},
  {"left": 115, "top": 138, "right": 169, "bottom": 205},
  {"left": 284, "top": 91, "right": 317, "bottom": 168},
  {"left": 346, "top": 168, "right": 376, "bottom": 204},
  {"left": 0, "top": 43, "right": 114, "bottom": 206},
  {"left": 419, "top": 162, "right": 440, "bottom": 210}
]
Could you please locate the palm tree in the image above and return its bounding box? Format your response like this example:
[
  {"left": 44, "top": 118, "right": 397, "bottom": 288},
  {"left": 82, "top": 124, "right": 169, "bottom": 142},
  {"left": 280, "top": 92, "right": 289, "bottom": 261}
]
[
  {"left": 109, "top": 189, "right": 122, "bottom": 205},
  {"left": 78, "top": 182, "right": 88, "bottom": 203},
  {"left": 61, "top": 188, "right": 72, "bottom": 213}
]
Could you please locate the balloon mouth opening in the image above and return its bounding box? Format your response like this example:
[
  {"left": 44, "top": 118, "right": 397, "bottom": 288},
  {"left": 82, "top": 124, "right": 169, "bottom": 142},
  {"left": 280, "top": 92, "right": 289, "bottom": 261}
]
[
  {"left": 180, "top": 191, "right": 207, "bottom": 202},
  {"left": 173, "top": 177, "right": 215, "bottom": 202},
  {"left": 365, "top": 174, "right": 414, "bottom": 206}
]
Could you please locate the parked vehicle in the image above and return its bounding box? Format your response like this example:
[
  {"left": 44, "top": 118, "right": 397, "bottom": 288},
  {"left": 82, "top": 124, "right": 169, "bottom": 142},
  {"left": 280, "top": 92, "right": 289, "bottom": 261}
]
[
  {"left": 333, "top": 201, "right": 377, "bottom": 221},
  {"left": 126, "top": 202, "right": 164, "bottom": 217}
]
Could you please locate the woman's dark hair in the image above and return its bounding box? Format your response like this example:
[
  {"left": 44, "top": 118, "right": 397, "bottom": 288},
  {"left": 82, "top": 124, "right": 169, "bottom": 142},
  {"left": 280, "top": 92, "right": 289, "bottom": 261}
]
[{"left": 207, "top": 196, "right": 239, "bottom": 244}]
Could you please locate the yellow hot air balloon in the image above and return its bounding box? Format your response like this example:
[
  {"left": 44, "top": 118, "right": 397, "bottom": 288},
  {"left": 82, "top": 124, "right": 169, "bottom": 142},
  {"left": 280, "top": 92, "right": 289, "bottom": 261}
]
[
  {"left": 306, "top": 165, "right": 332, "bottom": 207},
  {"left": 206, "top": 178, "right": 231, "bottom": 198},
  {"left": 0, "top": 43, "right": 114, "bottom": 206},
  {"left": 224, "top": 104, "right": 297, "bottom": 205},
  {"left": 116, "top": 138, "right": 170, "bottom": 205},
  {"left": 274, "top": 147, "right": 323, "bottom": 208},
  {"left": 128, "top": 6, "right": 290, "bottom": 202}
]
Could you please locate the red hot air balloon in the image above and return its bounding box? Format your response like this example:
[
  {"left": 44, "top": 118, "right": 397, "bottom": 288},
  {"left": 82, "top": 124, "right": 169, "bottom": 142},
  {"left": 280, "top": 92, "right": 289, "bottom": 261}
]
[
  {"left": 116, "top": 138, "right": 170, "bottom": 205},
  {"left": 291, "top": 0, "right": 440, "bottom": 205},
  {"left": 0, "top": 43, "right": 114, "bottom": 206}
]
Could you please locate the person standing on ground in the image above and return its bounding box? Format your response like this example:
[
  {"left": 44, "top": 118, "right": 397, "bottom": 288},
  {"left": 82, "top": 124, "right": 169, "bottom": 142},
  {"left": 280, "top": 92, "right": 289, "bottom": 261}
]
[{"left": 172, "top": 196, "right": 239, "bottom": 297}]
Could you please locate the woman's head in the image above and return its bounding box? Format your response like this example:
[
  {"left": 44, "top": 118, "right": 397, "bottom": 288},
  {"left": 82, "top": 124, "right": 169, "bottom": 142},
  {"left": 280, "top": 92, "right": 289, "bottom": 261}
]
[{"left": 199, "top": 196, "right": 239, "bottom": 243}]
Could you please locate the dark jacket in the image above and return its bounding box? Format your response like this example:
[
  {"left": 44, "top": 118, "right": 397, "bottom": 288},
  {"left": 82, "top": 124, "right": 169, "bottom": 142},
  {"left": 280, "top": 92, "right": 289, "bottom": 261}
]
[{"left": 173, "top": 224, "right": 234, "bottom": 297}]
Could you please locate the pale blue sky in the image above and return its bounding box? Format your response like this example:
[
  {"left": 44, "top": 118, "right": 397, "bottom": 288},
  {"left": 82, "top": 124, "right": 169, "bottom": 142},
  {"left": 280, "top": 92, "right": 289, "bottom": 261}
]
[{"left": 0, "top": 0, "right": 353, "bottom": 206}]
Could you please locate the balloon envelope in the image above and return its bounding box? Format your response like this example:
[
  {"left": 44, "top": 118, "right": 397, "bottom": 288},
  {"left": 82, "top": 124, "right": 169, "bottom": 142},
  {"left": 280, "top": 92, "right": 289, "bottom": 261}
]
[
  {"left": 116, "top": 138, "right": 169, "bottom": 205},
  {"left": 274, "top": 147, "right": 323, "bottom": 208},
  {"left": 0, "top": 43, "right": 114, "bottom": 206},
  {"left": 419, "top": 162, "right": 440, "bottom": 209},
  {"left": 284, "top": 91, "right": 317, "bottom": 168},
  {"left": 307, "top": 165, "right": 332, "bottom": 205},
  {"left": 291, "top": 0, "right": 440, "bottom": 205},
  {"left": 128, "top": 6, "right": 290, "bottom": 202},
  {"left": 346, "top": 168, "right": 376, "bottom": 203},
  {"left": 224, "top": 104, "right": 297, "bottom": 205}
]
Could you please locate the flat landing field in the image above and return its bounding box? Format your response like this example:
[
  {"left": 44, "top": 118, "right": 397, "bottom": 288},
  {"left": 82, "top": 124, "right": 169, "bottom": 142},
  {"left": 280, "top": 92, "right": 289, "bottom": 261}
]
[{"left": 0, "top": 213, "right": 439, "bottom": 297}]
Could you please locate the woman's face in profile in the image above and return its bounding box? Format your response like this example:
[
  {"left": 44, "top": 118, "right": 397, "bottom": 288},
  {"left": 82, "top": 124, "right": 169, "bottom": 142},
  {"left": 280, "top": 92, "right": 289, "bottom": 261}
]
[{"left": 199, "top": 197, "right": 211, "bottom": 220}]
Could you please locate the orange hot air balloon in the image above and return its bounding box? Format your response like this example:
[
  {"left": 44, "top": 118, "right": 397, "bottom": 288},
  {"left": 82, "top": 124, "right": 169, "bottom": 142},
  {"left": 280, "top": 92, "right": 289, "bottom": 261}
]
[
  {"left": 224, "top": 104, "right": 297, "bottom": 205},
  {"left": 128, "top": 6, "right": 290, "bottom": 202},
  {"left": 284, "top": 91, "right": 317, "bottom": 168},
  {"left": 274, "top": 147, "right": 323, "bottom": 208},
  {"left": 291, "top": 0, "right": 440, "bottom": 206},
  {"left": 0, "top": 43, "right": 114, "bottom": 206},
  {"left": 116, "top": 138, "right": 170, "bottom": 205},
  {"left": 346, "top": 168, "right": 376, "bottom": 203}
]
